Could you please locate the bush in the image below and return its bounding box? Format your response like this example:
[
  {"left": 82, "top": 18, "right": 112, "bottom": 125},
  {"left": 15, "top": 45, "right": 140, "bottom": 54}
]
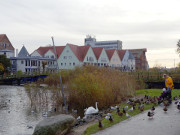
[{"left": 67, "top": 66, "right": 136, "bottom": 111}]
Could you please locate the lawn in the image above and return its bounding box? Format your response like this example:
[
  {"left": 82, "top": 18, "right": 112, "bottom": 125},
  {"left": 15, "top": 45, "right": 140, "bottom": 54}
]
[{"left": 83, "top": 89, "right": 180, "bottom": 135}]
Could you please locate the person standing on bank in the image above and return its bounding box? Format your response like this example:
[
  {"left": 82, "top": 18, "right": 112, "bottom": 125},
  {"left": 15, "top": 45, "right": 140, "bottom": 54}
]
[{"left": 163, "top": 74, "right": 174, "bottom": 104}]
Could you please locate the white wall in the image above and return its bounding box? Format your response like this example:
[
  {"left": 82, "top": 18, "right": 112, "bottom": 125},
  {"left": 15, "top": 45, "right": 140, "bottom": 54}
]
[
  {"left": 44, "top": 50, "right": 55, "bottom": 58},
  {"left": 16, "top": 59, "right": 26, "bottom": 72},
  {"left": 31, "top": 50, "right": 42, "bottom": 57},
  {"left": 0, "top": 51, "right": 14, "bottom": 58},
  {"left": 109, "top": 50, "right": 121, "bottom": 67},
  {"left": 98, "top": 48, "right": 110, "bottom": 67},
  {"left": 58, "top": 45, "right": 82, "bottom": 69}
]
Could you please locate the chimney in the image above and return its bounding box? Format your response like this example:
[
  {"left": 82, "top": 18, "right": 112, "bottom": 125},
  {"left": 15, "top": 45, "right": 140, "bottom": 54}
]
[{"left": 16, "top": 49, "right": 18, "bottom": 57}]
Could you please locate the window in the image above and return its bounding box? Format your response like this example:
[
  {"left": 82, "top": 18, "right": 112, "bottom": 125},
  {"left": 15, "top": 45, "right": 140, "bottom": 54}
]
[
  {"left": 65, "top": 63, "right": 66, "bottom": 66},
  {"left": 69, "top": 56, "right": 72, "bottom": 59},
  {"left": 21, "top": 60, "right": 24, "bottom": 64},
  {"left": 69, "top": 63, "right": 71, "bottom": 66},
  {"left": 4, "top": 52, "right": 6, "bottom": 55},
  {"left": 73, "top": 63, "right": 75, "bottom": 66},
  {"left": 66, "top": 50, "right": 69, "bottom": 53},
  {"left": 64, "top": 56, "right": 67, "bottom": 59},
  {"left": 101, "top": 58, "right": 106, "bottom": 62},
  {"left": 61, "top": 63, "right": 63, "bottom": 66},
  {"left": 89, "top": 57, "right": 94, "bottom": 62},
  {"left": 12, "top": 60, "right": 15, "bottom": 65}
]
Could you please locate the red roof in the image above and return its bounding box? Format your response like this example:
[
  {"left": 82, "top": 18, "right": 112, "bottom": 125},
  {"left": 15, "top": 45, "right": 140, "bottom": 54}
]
[
  {"left": 0, "top": 34, "right": 14, "bottom": 50},
  {"left": 35, "top": 46, "right": 65, "bottom": 58},
  {"left": 0, "top": 34, "right": 6, "bottom": 41},
  {"left": 92, "top": 47, "right": 104, "bottom": 60},
  {"left": 117, "top": 50, "right": 126, "bottom": 60},
  {"left": 68, "top": 44, "right": 90, "bottom": 62},
  {"left": 36, "top": 46, "right": 52, "bottom": 56},
  {"left": 78, "top": 45, "right": 90, "bottom": 61},
  {"left": 105, "top": 49, "right": 116, "bottom": 60}
]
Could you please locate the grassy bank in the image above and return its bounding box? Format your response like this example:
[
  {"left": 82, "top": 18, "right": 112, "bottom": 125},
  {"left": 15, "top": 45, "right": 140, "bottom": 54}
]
[{"left": 83, "top": 89, "right": 180, "bottom": 135}]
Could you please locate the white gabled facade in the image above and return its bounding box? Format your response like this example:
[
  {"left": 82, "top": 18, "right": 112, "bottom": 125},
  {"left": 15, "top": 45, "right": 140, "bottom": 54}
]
[
  {"left": 31, "top": 50, "right": 42, "bottom": 57},
  {"left": 58, "top": 45, "right": 82, "bottom": 69},
  {"left": 109, "top": 50, "right": 121, "bottom": 67},
  {"left": 97, "top": 48, "right": 109, "bottom": 67},
  {"left": 83, "top": 47, "right": 97, "bottom": 65},
  {"left": 121, "top": 50, "right": 135, "bottom": 71},
  {"left": 44, "top": 49, "right": 55, "bottom": 59}
]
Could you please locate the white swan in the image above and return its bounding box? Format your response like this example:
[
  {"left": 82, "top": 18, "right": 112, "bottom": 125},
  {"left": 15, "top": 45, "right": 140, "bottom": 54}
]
[{"left": 84, "top": 102, "right": 99, "bottom": 115}]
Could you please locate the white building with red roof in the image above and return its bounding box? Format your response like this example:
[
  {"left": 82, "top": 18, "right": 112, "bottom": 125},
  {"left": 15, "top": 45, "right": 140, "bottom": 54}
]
[
  {"left": 10, "top": 45, "right": 57, "bottom": 73},
  {"left": 0, "top": 34, "right": 15, "bottom": 58},
  {"left": 117, "top": 50, "right": 135, "bottom": 71},
  {"left": 92, "top": 47, "right": 109, "bottom": 67},
  {"left": 106, "top": 49, "right": 121, "bottom": 68}
]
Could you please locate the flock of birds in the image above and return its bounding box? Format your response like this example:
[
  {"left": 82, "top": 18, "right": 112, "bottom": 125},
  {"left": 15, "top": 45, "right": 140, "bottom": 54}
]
[
  {"left": 73, "top": 94, "right": 180, "bottom": 128},
  {"left": 97, "top": 95, "right": 180, "bottom": 128}
]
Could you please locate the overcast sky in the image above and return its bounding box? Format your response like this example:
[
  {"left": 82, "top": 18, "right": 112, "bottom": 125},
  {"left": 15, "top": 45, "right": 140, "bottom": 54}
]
[{"left": 0, "top": 0, "right": 180, "bottom": 68}]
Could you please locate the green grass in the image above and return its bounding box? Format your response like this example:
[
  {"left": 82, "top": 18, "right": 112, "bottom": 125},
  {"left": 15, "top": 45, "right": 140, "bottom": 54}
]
[
  {"left": 83, "top": 89, "right": 180, "bottom": 135},
  {"left": 136, "top": 89, "right": 180, "bottom": 97}
]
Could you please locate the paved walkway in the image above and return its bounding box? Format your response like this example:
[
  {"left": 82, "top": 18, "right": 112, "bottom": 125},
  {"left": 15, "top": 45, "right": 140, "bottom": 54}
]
[{"left": 93, "top": 101, "right": 180, "bottom": 135}]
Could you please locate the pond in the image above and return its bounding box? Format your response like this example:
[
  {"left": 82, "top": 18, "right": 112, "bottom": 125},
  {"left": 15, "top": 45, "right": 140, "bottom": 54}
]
[{"left": 0, "top": 85, "right": 63, "bottom": 135}]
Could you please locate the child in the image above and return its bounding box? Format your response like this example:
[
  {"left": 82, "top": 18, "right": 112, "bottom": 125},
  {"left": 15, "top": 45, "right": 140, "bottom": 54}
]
[
  {"left": 158, "top": 88, "right": 172, "bottom": 104},
  {"left": 157, "top": 88, "right": 167, "bottom": 100}
]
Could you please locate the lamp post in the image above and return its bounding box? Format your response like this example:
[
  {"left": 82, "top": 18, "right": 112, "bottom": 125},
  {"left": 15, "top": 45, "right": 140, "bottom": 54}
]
[{"left": 51, "top": 37, "right": 68, "bottom": 114}]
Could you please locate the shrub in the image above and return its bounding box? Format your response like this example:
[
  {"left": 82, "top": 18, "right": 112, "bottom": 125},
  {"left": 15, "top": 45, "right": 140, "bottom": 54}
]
[{"left": 67, "top": 66, "right": 136, "bottom": 111}]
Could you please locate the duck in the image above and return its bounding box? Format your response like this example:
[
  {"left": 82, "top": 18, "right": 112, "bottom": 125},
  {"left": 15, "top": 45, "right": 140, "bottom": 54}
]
[
  {"left": 116, "top": 107, "right": 120, "bottom": 113},
  {"left": 124, "top": 106, "right": 129, "bottom": 109},
  {"left": 109, "top": 116, "right": 113, "bottom": 122},
  {"left": 145, "top": 100, "right": 150, "bottom": 105},
  {"left": 84, "top": 102, "right": 99, "bottom": 115},
  {"left": 128, "top": 107, "right": 134, "bottom": 111},
  {"left": 42, "top": 112, "right": 48, "bottom": 117},
  {"left": 163, "top": 106, "right": 168, "bottom": 112},
  {"left": 72, "top": 109, "right": 78, "bottom": 114},
  {"left": 123, "top": 108, "right": 126, "bottom": 114},
  {"left": 175, "top": 101, "right": 179, "bottom": 104},
  {"left": 76, "top": 116, "right": 81, "bottom": 121},
  {"left": 147, "top": 111, "right": 154, "bottom": 118},
  {"left": 118, "top": 111, "right": 123, "bottom": 116},
  {"left": 151, "top": 106, "right": 155, "bottom": 112},
  {"left": 173, "top": 96, "right": 178, "bottom": 101},
  {"left": 177, "top": 104, "right": 180, "bottom": 111},
  {"left": 98, "top": 119, "right": 103, "bottom": 128},
  {"left": 110, "top": 106, "right": 118, "bottom": 110},
  {"left": 126, "top": 113, "right": 131, "bottom": 117},
  {"left": 139, "top": 106, "right": 144, "bottom": 112},
  {"left": 27, "top": 125, "right": 33, "bottom": 129}
]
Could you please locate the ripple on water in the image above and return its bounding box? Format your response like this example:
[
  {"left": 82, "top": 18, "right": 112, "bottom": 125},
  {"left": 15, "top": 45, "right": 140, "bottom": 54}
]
[{"left": 0, "top": 85, "right": 62, "bottom": 135}]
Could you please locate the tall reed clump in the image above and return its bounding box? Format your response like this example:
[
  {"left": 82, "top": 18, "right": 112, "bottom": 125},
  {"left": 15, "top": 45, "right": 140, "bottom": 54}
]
[
  {"left": 67, "top": 66, "right": 137, "bottom": 111},
  {"left": 44, "top": 70, "right": 73, "bottom": 87}
]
